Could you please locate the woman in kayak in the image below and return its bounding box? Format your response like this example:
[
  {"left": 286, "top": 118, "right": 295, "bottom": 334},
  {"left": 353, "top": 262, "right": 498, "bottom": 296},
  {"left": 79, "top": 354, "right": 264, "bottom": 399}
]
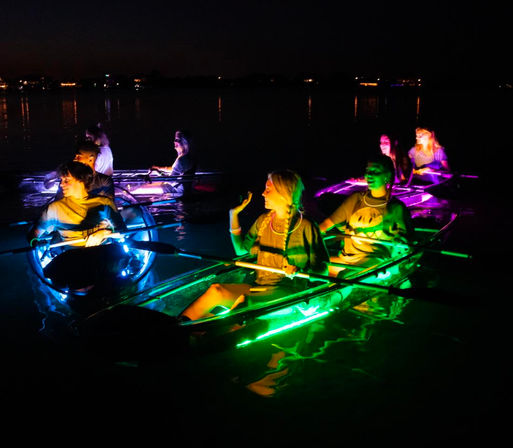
[
  {"left": 148, "top": 129, "right": 197, "bottom": 196},
  {"left": 408, "top": 127, "right": 450, "bottom": 183},
  {"left": 180, "top": 169, "right": 329, "bottom": 321},
  {"left": 379, "top": 133, "right": 411, "bottom": 184},
  {"left": 319, "top": 154, "right": 414, "bottom": 276}
]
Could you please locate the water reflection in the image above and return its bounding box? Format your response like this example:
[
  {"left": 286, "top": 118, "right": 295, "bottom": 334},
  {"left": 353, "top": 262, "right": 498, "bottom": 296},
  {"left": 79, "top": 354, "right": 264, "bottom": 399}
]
[
  {"left": 20, "top": 95, "right": 31, "bottom": 149},
  {"left": 243, "top": 292, "right": 410, "bottom": 397},
  {"left": 105, "top": 97, "right": 112, "bottom": 122},
  {"left": 352, "top": 93, "right": 422, "bottom": 122},
  {"left": 354, "top": 94, "right": 379, "bottom": 119},
  {"left": 134, "top": 97, "right": 141, "bottom": 121},
  {"left": 218, "top": 95, "right": 222, "bottom": 123},
  {"left": 0, "top": 96, "right": 7, "bottom": 129},
  {"left": 61, "top": 95, "right": 78, "bottom": 129},
  {"left": 307, "top": 94, "right": 312, "bottom": 124}
]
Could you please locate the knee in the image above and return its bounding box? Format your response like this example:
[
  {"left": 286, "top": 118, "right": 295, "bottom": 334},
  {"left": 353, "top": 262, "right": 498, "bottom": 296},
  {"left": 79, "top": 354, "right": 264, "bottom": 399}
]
[{"left": 208, "top": 283, "right": 224, "bottom": 294}]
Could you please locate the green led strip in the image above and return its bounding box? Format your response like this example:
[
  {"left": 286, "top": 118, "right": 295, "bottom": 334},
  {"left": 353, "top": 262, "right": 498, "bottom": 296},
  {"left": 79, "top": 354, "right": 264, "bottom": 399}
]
[{"left": 236, "top": 309, "right": 332, "bottom": 348}]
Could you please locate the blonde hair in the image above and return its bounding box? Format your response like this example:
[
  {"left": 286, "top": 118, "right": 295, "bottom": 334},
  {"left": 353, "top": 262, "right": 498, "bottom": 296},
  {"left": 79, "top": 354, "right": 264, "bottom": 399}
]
[
  {"left": 415, "top": 127, "right": 442, "bottom": 155},
  {"left": 268, "top": 169, "right": 304, "bottom": 211},
  {"left": 258, "top": 169, "right": 305, "bottom": 259}
]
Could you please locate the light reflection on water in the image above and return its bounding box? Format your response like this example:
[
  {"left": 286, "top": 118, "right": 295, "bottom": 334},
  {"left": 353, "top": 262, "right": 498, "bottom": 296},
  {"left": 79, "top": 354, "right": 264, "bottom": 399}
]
[
  {"left": 0, "top": 87, "right": 500, "bottom": 182},
  {"left": 0, "top": 88, "right": 428, "bottom": 177},
  {"left": 243, "top": 293, "right": 410, "bottom": 397}
]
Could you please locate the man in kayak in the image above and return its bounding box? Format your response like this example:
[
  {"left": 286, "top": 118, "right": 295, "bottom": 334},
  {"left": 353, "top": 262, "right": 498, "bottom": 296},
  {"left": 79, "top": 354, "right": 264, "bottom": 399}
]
[
  {"left": 30, "top": 160, "right": 125, "bottom": 246},
  {"left": 319, "top": 154, "right": 414, "bottom": 276},
  {"left": 45, "top": 140, "right": 115, "bottom": 200},
  {"left": 72, "top": 140, "right": 115, "bottom": 199},
  {"left": 28, "top": 161, "right": 127, "bottom": 289},
  {"left": 180, "top": 169, "right": 329, "bottom": 321}
]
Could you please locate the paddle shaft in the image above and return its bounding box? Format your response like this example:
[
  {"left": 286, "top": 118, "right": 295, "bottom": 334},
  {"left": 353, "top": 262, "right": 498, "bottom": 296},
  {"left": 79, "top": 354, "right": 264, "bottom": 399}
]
[
  {"left": 0, "top": 221, "right": 181, "bottom": 256},
  {"left": 127, "top": 240, "right": 473, "bottom": 304},
  {"left": 330, "top": 233, "right": 471, "bottom": 259},
  {"left": 2, "top": 198, "right": 178, "bottom": 228},
  {"left": 175, "top": 251, "right": 408, "bottom": 297}
]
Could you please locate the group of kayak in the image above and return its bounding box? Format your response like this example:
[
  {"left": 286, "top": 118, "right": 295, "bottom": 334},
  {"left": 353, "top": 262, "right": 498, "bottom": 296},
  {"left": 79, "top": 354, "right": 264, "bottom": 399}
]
[{"left": 13, "top": 123, "right": 469, "bottom": 354}]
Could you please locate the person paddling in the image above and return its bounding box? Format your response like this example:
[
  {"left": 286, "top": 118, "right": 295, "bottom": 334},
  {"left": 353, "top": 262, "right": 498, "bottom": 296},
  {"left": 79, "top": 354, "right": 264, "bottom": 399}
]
[
  {"left": 180, "top": 169, "right": 329, "bottom": 321},
  {"left": 408, "top": 127, "right": 450, "bottom": 184},
  {"left": 28, "top": 161, "right": 127, "bottom": 290},
  {"left": 146, "top": 129, "right": 197, "bottom": 196},
  {"left": 319, "top": 154, "right": 414, "bottom": 276}
]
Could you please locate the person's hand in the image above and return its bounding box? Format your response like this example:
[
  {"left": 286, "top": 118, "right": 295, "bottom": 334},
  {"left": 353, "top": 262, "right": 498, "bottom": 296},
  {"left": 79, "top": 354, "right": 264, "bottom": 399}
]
[
  {"left": 230, "top": 191, "right": 253, "bottom": 216},
  {"left": 85, "top": 229, "right": 113, "bottom": 247},
  {"left": 282, "top": 261, "right": 298, "bottom": 278},
  {"left": 413, "top": 167, "right": 434, "bottom": 175}
]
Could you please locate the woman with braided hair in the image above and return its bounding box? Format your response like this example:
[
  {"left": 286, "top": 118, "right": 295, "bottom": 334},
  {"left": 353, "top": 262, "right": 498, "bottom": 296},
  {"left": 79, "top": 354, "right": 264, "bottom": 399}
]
[
  {"left": 319, "top": 154, "right": 414, "bottom": 276},
  {"left": 180, "top": 169, "right": 329, "bottom": 321}
]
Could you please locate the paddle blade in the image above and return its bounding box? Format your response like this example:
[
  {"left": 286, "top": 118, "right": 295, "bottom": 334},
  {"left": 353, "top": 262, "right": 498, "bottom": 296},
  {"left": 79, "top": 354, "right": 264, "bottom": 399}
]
[{"left": 126, "top": 239, "right": 178, "bottom": 255}]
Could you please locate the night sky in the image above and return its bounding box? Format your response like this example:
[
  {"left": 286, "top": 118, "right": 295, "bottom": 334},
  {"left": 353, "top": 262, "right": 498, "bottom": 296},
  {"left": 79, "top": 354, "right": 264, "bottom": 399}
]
[{"left": 1, "top": 1, "right": 511, "bottom": 81}]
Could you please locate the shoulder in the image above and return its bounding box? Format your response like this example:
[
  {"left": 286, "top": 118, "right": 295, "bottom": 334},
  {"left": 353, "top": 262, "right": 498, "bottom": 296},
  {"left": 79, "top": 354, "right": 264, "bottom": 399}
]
[
  {"left": 254, "top": 212, "right": 270, "bottom": 226},
  {"left": 46, "top": 198, "right": 63, "bottom": 213},
  {"left": 387, "top": 197, "right": 409, "bottom": 212},
  {"left": 86, "top": 195, "right": 116, "bottom": 207},
  {"left": 344, "top": 191, "right": 363, "bottom": 205},
  {"left": 299, "top": 213, "right": 323, "bottom": 233},
  {"left": 94, "top": 172, "right": 113, "bottom": 183},
  {"left": 99, "top": 145, "right": 113, "bottom": 155}
]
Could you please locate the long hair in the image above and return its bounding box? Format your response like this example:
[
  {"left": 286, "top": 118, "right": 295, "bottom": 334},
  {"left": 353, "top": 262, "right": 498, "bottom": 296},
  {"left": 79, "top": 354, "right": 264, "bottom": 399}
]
[
  {"left": 175, "top": 129, "right": 192, "bottom": 156},
  {"left": 268, "top": 169, "right": 304, "bottom": 212},
  {"left": 86, "top": 122, "right": 110, "bottom": 146},
  {"left": 260, "top": 169, "right": 305, "bottom": 255},
  {"left": 415, "top": 127, "right": 442, "bottom": 155}
]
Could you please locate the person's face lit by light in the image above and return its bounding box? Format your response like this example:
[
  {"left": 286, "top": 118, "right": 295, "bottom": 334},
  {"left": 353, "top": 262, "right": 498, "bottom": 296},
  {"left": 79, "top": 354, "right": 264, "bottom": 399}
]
[
  {"left": 173, "top": 132, "right": 189, "bottom": 156},
  {"left": 379, "top": 135, "right": 391, "bottom": 156},
  {"left": 262, "top": 179, "right": 289, "bottom": 211},
  {"left": 415, "top": 129, "right": 431, "bottom": 146},
  {"left": 364, "top": 162, "right": 390, "bottom": 190},
  {"left": 85, "top": 131, "right": 100, "bottom": 146},
  {"left": 73, "top": 150, "right": 96, "bottom": 170},
  {"left": 60, "top": 174, "right": 85, "bottom": 199}
]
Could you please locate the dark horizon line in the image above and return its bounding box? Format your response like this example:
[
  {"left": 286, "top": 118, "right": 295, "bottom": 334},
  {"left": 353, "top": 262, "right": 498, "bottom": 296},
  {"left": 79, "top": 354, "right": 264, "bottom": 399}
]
[
  {"left": 1, "top": 69, "right": 511, "bottom": 82},
  {"left": 1, "top": 71, "right": 511, "bottom": 93}
]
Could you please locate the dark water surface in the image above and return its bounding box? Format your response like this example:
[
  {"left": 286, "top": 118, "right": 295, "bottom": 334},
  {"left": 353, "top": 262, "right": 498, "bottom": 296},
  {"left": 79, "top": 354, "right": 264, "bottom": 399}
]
[{"left": 0, "top": 88, "right": 511, "bottom": 443}]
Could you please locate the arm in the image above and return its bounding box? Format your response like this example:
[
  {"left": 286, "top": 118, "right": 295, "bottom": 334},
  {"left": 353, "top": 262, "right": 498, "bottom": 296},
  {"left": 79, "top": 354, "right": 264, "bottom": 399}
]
[
  {"left": 383, "top": 201, "right": 414, "bottom": 244},
  {"left": 319, "top": 193, "right": 356, "bottom": 235},
  {"left": 27, "top": 204, "right": 57, "bottom": 243},
  {"left": 85, "top": 202, "right": 127, "bottom": 247},
  {"left": 319, "top": 217, "right": 336, "bottom": 234},
  {"left": 307, "top": 221, "right": 330, "bottom": 276},
  {"left": 229, "top": 192, "right": 253, "bottom": 256}
]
